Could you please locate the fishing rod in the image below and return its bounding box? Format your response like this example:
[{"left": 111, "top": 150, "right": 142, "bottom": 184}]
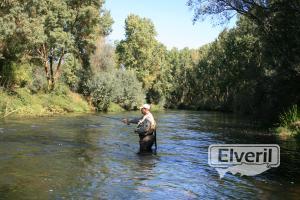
[
  {"left": 100, "top": 116, "right": 123, "bottom": 121},
  {"left": 99, "top": 116, "right": 136, "bottom": 125}
]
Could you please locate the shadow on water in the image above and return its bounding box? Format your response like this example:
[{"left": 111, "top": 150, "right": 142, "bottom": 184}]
[{"left": 0, "top": 111, "right": 299, "bottom": 199}]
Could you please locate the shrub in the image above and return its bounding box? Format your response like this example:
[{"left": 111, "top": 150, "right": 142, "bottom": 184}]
[
  {"left": 0, "top": 89, "right": 10, "bottom": 116},
  {"left": 107, "top": 102, "right": 125, "bottom": 112},
  {"left": 0, "top": 62, "right": 33, "bottom": 88},
  {"left": 52, "top": 83, "right": 70, "bottom": 96},
  {"left": 28, "top": 67, "right": 48, "bottom": 93},
  {"left": 114, "top": 70, "right": 144, "bottom": 110},
  {"left": 277, "top": 105, "right": 300, "bottom": 136},
  {"left": 11, "top": 63, "right": 33, "bottom": 87},
  {"left": 279, "top": 105, "right": 299, "bottom": 127},
  {"left": 86, "top": 69, "right": 144, "bottom": 111},
  {"left": 86, "top": 72, "right": 116, "bottom": 111},
  {"left": 0, "top": 86, "right": 90, "bottom": 118}
]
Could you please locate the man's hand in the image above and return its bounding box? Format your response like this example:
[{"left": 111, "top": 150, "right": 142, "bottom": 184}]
[{"left": 122, "top": 118, "right": 130, "bottom": 125}]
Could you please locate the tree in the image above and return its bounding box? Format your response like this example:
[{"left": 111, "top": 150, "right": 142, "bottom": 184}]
[
  {"left": 90, "top": 37, "right": 116, "bottom": 73},
  {"left": 0, "top": 0, "right": 35, "bottom": 83},
  {"left": 0, "top": 0, "right": 113, "bottom": 90},
  {"left": 187, "top": 0, "right": 299, "bottom": 24},
  {"left": 187, "top": 0, "right": 300, "bottom": 121},
  {"left": 116, "top": 14, "right": 162, "bottom": 90}
]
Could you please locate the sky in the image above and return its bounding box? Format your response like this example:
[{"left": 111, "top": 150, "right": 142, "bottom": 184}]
[{"left": 105, "top": 0, "right": 236, "bottom": 49}]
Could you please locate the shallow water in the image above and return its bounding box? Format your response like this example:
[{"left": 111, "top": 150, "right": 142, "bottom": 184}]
[{"left": 0, "top": 111, "right": 299, "bottom": 199}]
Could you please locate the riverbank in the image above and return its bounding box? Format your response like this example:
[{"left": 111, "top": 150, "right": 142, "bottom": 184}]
[
  {"left": 276, "top": 105, "right": 300, "bottom": 138},
  {"left": 0, "top": 87, "right": 165, "bottom": 119},
  {"left": 1, "top": 88, "right": 299, "bottom": 139},
  {"left": 0, "top": 87, "right": 92, "bottom": 118}
]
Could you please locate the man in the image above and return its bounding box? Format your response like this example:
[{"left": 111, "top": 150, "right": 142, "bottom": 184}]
[{"left": 122, "top": 104, "right": 157, "bottom": 153}]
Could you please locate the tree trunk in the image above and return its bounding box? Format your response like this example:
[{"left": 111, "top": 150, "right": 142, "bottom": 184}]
[
  {"left": 40, "top": 44, "right": 52, "bottom": 90},
  {"left": 54, "top": 50, "right": 65, "bottom": 82},
  {"left": 44, "top": 60, "right": 51, "bottom": 89},
  {"left": 49, "top": 54, "right": 54, "bottom": 90}
]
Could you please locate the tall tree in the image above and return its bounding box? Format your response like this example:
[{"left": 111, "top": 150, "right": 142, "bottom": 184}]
[
  {"left": 0, "top": 0, "right": 113, "bottom": 90},
  {"left": 116, "top": 14, "right": 162, "bottom": 90},
  {"left": 187, "top": 0, "right": 300, "bottom": 120}
]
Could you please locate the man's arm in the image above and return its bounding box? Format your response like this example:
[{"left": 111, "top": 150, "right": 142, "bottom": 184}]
[
  {"left": 122, "top": 117, "right": 141, "bottom": 125},
  {"left": 128, "top": 117, "right": 141, "bottom": 124}
]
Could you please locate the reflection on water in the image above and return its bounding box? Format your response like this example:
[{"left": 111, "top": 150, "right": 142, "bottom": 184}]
[{"left": 0, "top": 111, "right": 299, "bottom": 199}]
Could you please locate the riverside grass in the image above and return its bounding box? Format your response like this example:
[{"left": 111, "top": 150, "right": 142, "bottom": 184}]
[
  {"left": 276, "top": 105, "right": 300, "bottom": 137},
  {"left": 0, "top": 88, "right": 91, "bottom": 118},
  {"left": 2, "top": 86, "right": 298, "bottom": 139},
  {"left": 0, "top": 87, "right": 164, "bottom": 118}
]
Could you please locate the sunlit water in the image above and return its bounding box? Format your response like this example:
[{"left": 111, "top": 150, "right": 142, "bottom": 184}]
[{"left": 0, "top": 111, "right": 299, "bottom": 199}]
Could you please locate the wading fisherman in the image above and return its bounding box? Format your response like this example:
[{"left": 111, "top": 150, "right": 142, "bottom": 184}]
[{"left": 122, "top": 104, "right": 157, "bottom": 153}]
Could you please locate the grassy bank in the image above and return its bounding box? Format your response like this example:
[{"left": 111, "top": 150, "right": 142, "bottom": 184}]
[
  {"left": 276, "top": 105, "right": 300, "bottom": 138},
  {"left": 1, "top": 87, "right": 298, "bottom": 141},
  {"left": 0, "top": 86, "right": 166, "bottom": 119},
  {"left": 0, "top": 87, "right": 92, "bottom": 118}
]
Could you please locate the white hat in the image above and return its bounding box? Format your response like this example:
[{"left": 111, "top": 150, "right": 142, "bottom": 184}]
[{"left": 140, "top": 104, "right": 151, "bottom": 110}]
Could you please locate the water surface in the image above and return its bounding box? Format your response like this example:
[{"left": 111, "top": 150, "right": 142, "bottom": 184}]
[{"left": 0, "top": 111, "right": 299, "bottom": 199}]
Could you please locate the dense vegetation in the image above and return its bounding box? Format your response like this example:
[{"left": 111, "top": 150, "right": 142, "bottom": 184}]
[
  {"left": 0, "top": 0, "right": 143, "bottom": 115},
  {"left": 0, "top": 0, "right": 299, "bottom": 135},
  {"left": 187, "top": 0, "right": 300, "bottom": 134}
]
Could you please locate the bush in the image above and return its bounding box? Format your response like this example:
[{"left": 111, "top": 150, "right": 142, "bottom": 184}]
[
  {"left": 279, "top": 105, "right": 299, "bottom": 127},
  {"left": 0, "top": 86, "right": 90, "bottom": 118},
  {"left": 86, "top": 69, "right": 144, "bottom": 111},
  {"left": 11, "top": 63, "right": 34, "bottom": 87},
  {"left": 0, "top": 62, "right": 34, "bottom": 88},
  {"left": 277, "top": 105, "right": 300, "bottom": 136},
  {"left": 0, "top": 89, "right": 10, "bottom": 116},
  {"left": 150, "top": 100, "right": 166, "bottom": 112},
  {"left": 28, "top": 67, "right": 47, "bottom": 93},
  {"left": 107, "top": 102, "right": 125, "bottom": 112},
  {"left": 52, "top": 83, "right": 70, "bottom": 96},
  {"left": 114, "top": 70, "right": 144, "bottom": 110},
  {"left": 86, "top": 72, "right": 116, "bottom": 111}
]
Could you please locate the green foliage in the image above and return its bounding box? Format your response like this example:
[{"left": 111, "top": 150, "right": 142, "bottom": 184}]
[
  {"left": 90, "top": 38, "right": 116, "bottom": 72},
  {"left": 278, "top": 105, "right": 300, "bottom": 136},
  {"left": 61, "top": 54, "right": 82, "bottom": 91},
  {"left": 99, "top": 9, "right": 114, "bottom": 36},
  {"left": 0, "top": 0, "right": 298, "bottom": 129},
  {"left": 0, "top": 0, "right": 113, "bottom": 90},
  {"left": 156, "top": 47, "right": 203, "bottom": 108},
  {"left": 0, "top": 62, "right": 34, "bottom": 88},
  {"left": 11, "top": 63, "right": 33, "bottom": 87},
  {"left": 187, "top": 23, "right": 263, "bottom": 113},
  {"left": 150, "top": 103, "right": 165, "bottom": 112},
  {"left": 51, "top": 83, "right": 70, "bottom": 96},
  {"left": 114, "top": 70, "right": 145, "bottom": 110},
  {"left": 116, "top": 14, "right": 166, "bottom": 90},
  {"left": 187, "top": 0, "right": 300, "bottom": 122},
  {"left": 86, "top": 70, "right": 144, "bottom": 111},
  {"left": 107, "top": 102, "right": 125, "bottom": 112},
  {"left": 28, "top": 67, "right": 48, "bottom": 93},
  {"left": 86, "top": 72, "right": 116, "bottom": 111},
  {"left": 0, "top": 87, "right": 90, "bottom": 118}
]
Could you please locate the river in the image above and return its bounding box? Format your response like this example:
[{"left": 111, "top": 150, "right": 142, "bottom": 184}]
[{"left": 0, "top": 110, "right": 299, "bottom": 199}]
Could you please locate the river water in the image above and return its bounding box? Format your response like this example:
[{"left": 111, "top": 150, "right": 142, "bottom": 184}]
[{"left": 0, "top": 111, "right": 299, "bottom": 199}]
